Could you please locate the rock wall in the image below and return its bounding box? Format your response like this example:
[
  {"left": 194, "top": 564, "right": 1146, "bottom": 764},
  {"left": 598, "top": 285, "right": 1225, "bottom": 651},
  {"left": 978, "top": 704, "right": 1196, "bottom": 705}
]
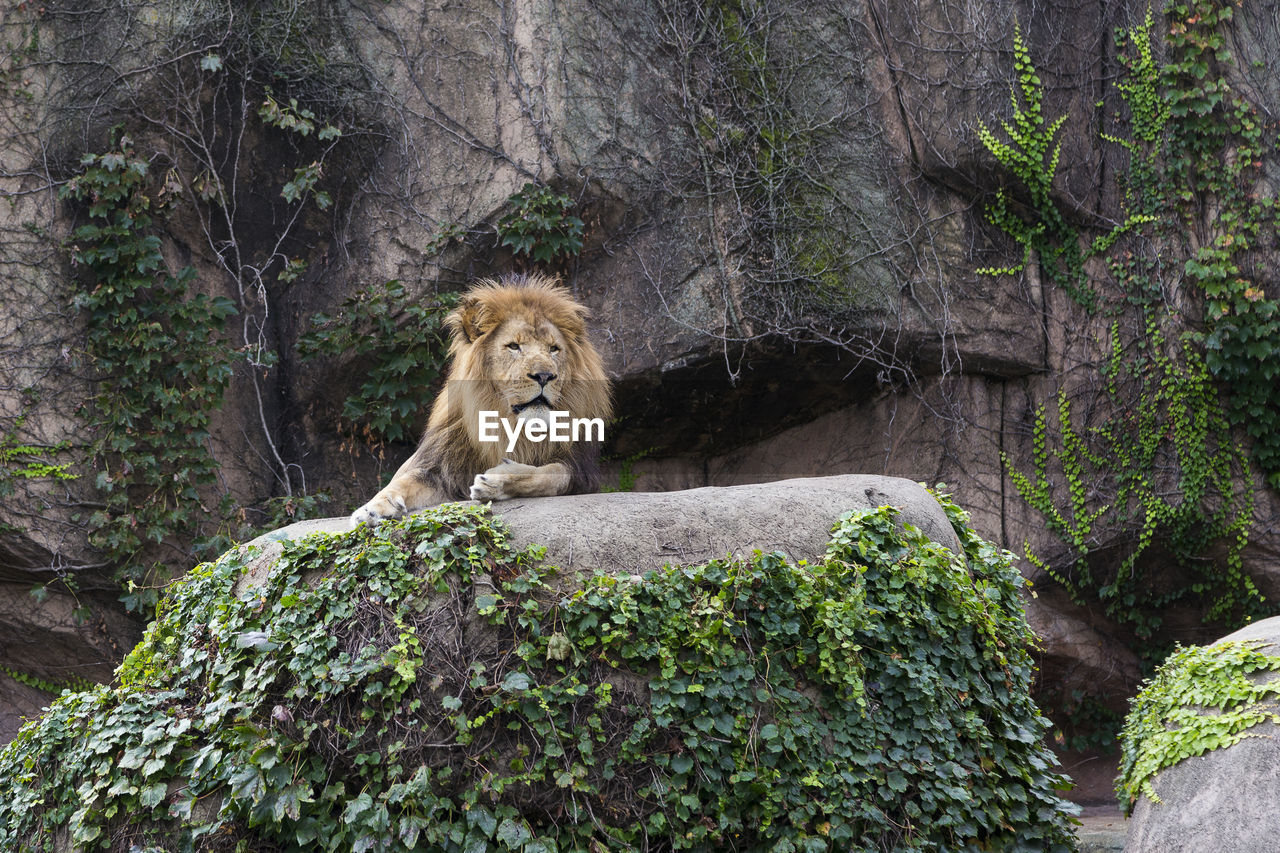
[{"left": 0, "top": 0, "right": 1277, "bottom": 772}]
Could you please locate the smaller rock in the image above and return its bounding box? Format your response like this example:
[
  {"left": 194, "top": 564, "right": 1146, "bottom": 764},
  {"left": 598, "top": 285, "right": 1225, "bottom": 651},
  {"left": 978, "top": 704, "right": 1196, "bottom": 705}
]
[
  {"left": 1076, "top": 805, "right": 1127, "bottom": 852},
  {"left": 1123, "top": 616, "right": 1280, "bottom": 852}
]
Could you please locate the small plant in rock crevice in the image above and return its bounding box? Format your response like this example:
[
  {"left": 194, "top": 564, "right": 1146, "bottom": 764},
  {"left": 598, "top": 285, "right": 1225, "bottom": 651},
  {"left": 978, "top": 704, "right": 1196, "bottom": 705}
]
[{"left": 496, "top": 183, "right": 585, "bottom": 264}]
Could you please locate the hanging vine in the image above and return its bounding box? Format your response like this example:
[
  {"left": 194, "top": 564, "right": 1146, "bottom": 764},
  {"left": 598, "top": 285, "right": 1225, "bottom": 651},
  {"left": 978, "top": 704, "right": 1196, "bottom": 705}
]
[
  {"left": 61, "top": 133, "right": 238, "bottom": 614},
  {"left": 986, "top": 6, "right": 1268, "bottom": 646}
]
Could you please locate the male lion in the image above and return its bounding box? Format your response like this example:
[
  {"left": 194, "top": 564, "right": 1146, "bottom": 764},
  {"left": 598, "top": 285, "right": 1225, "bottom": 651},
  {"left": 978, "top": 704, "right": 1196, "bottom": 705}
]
[{"left": 350, "top": 273, "right": 613, "bottom": 526}]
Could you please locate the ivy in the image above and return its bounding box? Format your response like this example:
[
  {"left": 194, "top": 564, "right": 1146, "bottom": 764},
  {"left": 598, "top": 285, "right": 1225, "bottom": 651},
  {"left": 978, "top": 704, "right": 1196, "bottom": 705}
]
[
  {"left": 1007, "top": 322, "right": 1259, "bottom": 641},
  {"left": 976, "top": 24, "right": 1093, "bottom": 309},
  {"left": 1117, "top": 639, "right": 1280, "bottom": 813},
  {"left": 0, "top": 499, "right": 1076, "bottom": 851},
  {"left": 0, "top": 414, "right": 75, "bottom": 486},
  {"left": 0, "top": 398, "right": 77, "bottom": 528},
  {"left": 259, "top": 89, "right": 343, "bottom": 210},
  {"left": 5, "top": 5, "right": 370, "bottom": 623},
  {"left": 296, "top": 280, "right": 455, "bottom": 444},
  {"left": 1102, "top": 7, "right": 1168, "bottom": 219},
  {"left": 60, "top": 132, "right": 238, "bottom": 614},
  {"left": 988, "top": 4, "right": 1280, "bottom": 486},
  {"left": 0, "top": 665, "right": 94, "bottom": 697},
  {"left": 600, "top": 447, "right": 654, "bottom": 493},
  {"left": 1156, "top": 0, "right": 1280, "bottom": 488},
  {"left": 997, "top": 5, "right": 1270, "bottom": 653}
]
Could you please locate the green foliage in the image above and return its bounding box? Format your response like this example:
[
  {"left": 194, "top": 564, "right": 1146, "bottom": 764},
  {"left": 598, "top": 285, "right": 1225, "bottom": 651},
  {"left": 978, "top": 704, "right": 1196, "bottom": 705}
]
[
  {"left": 496, "top": 183, "right": 584, "bottom": 263},
  {"left": 600, "top": 447, "right": 653, "bottom": 493},
  {"left": 257, "top": 88, "right": 344, "bottom": 215},
  {"left": 1117, "top": 640, "right": 1280, "bottom": 813},
  {"left": 0, "top": 445, "right": 74, "bottom": 482},
  {"left": 1101, "top": 7, "right": 1167, "bottom": 220},
  {"left": 1049, "top": 691, "right": 1124, "bottom": 754},
  {"left": 61, "top": 133, "right": 238, "bottom": 614},
  {"left": 0, "top": 397, "right": 76, "bottom": 497},
  {"left": 1155, "top": 0, "right": 1280, "bottom": 488},
  {"left": 1000, "top": 5, "right": 1272, "bottom": 648},
  {"left": 1006, "top": 323, "right": 1258, "bottom": 640},
  {"left": 1101, "top": 3, "right": 1280, "bottom": 487},
  {"left": 5, "top": 3, "right": 362, "bottom": 622},
  {"left": 259, "top": 89, "right": 342, "bottom": 142},
  {"left": 0, "top": 665, "right": 94, "bottom": 698},
  {"left": 0, "top": 500, "right": 1076, "bottom": 851},
  {"left": 976, "top": 24, "right": 1092, "bottom": 308},
  {"left": 979, "top": 2, "right": 1280, "bottom": 439},
  {"left": 0, "top": 420, "right": 75, "bottom": 488},
  {"left": 297, "top": 281, "right": 455, "bottom": 444}
]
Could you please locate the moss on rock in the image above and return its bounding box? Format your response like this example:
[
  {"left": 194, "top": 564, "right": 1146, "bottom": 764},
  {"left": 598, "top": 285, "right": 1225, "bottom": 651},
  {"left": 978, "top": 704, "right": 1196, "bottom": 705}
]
[{"left": 0, "top": 499, "right": 1076, "bottom": 851}]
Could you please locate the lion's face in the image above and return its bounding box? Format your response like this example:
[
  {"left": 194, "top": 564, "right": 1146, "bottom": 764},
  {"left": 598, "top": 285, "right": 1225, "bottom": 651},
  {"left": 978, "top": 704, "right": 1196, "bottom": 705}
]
[
  {"left": 434, "top": 274, "right": 612, "bottom": 466},
  {"left": 483, "top": 315, "right": 572, "bottom": 417}
]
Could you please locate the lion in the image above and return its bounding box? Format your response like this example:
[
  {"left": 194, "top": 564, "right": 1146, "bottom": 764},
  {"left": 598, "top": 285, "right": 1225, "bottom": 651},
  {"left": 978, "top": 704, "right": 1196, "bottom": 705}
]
[{"left": 350, "top": 272, "right": 613, "bottom": 526}]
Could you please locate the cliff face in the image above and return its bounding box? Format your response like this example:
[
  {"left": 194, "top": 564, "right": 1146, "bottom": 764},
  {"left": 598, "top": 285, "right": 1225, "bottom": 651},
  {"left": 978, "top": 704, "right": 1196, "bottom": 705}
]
[{"left": 1, "top": 0, "right": 1277, "bottom": 754}]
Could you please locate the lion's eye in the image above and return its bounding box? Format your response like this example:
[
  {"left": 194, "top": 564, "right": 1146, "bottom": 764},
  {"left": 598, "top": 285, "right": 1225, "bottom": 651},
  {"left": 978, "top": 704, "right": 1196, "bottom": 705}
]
[
  {"left": 506, "top": 342, "right": 521, "bottom": 351},
  {"left": 549, "top": 344, "right": 560, "bottom": 353}
]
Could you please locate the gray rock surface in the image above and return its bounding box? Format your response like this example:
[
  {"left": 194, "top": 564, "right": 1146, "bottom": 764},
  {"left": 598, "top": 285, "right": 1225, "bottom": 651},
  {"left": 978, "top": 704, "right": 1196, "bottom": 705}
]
[
  {"left": 1076, "top": 806, "right": 1127, "bottom": 853},
  {"left": 1124, "top": 616, "right": 1280, "bottom": 853},
  {"left": 240, "top": 475, "right": 960, "bottom": 592}
]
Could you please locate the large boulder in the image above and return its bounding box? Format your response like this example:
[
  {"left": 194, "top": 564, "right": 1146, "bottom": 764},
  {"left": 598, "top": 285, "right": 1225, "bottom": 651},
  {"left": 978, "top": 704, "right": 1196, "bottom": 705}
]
[
  {"left": 242, "top": 474, "right": 961, "bottom": 587},
  {"left": 0, "top": 477, "right": 1077, "bottom": 850},
  {"left": 1121, "top": 616, "right": 1280, "bottom": 852}
]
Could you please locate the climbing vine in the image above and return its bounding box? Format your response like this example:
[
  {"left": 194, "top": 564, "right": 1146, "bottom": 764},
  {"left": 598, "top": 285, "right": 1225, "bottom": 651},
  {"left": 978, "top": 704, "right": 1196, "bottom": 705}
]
[
  {"left": 0, "top": 500, "right": 1077, "bottom": 851},
  {"left": 58, "top": 80, "right": 355, "bottom": 613},
  {"left": 988, "top": 5, "right": 1271, "bottom": 646},
  {"left": 0, "top": 665, "right": 93, "bottom": 698},
  {"left": 0, "top": 406, "right": 75, "bottom": 489},
  {"left": 976, "top": 24, "right": 1091, "bottom": 308},
  {"left": 22, "top": 0, "right": 377, "bottom": 616},
  {"left": 1158, "top": 0, "right": 1280, "bottom": 487},
  {"left": 61, "top": 133, "right": 238, "bottom": 614},
  {"left": 1005, "top": 324, "right": 1258, "bottom": 640}
]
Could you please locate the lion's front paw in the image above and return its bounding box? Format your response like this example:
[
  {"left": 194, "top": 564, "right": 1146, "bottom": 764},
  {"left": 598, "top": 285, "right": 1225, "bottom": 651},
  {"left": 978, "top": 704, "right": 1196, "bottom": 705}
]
[
  {"left": 469, "top": 461, "right": 534, "bottom": 502},
  {"left": 350, "top": 493, "right": 408, "bottom": 528}
]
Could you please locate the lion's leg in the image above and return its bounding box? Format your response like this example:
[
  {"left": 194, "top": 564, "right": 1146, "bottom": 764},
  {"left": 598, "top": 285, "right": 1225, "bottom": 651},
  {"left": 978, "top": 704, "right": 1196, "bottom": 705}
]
[
  {"left": 351, "top": 470, "right": 448, "bottom": 527},
  {"left": 470, "top": 460, "right": 571, "bottom": 501}
]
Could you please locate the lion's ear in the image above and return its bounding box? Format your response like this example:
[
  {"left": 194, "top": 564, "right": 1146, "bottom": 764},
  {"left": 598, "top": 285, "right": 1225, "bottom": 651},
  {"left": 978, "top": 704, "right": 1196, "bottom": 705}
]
[{"left": 446, "top": 294, "right": 493, "bottom": 343}]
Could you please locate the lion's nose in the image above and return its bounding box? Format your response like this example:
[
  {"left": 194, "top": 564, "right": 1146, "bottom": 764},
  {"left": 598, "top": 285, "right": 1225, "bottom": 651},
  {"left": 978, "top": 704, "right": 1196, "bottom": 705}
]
[{"left": 529, "top": 371, "right": 556, "bottom": 387}]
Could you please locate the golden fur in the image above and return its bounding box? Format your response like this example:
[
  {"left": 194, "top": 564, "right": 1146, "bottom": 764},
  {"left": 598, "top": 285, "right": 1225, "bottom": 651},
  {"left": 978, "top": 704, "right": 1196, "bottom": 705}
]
[{"left": 351, "top": 273, "right": 613, "bottom": 525}]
